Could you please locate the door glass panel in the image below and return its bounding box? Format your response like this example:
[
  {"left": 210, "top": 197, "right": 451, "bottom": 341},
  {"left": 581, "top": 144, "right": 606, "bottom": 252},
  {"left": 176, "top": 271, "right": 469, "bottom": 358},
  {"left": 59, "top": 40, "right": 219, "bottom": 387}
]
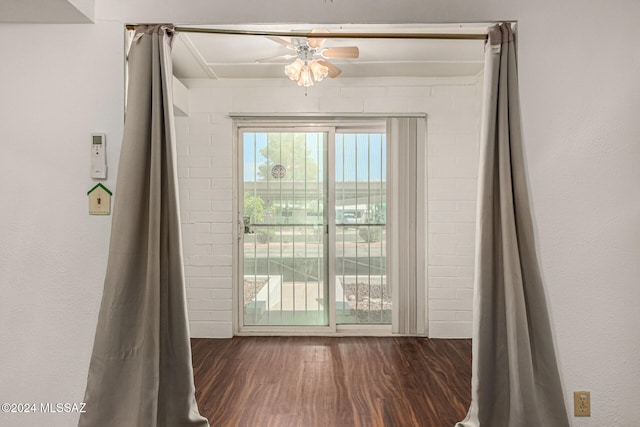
[
  {"left": 335, "top": 132, "right": 389, "bottom": 324},
  {"left": 242, "top": 131, "right": 328, "bottom": 326}
]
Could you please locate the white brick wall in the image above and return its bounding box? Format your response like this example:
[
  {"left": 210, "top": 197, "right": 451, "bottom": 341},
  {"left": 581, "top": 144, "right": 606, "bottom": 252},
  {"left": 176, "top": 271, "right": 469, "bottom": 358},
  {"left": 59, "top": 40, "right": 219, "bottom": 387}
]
[
  {"left": 425, "top": 79, "right": 481, "bottom": 338},
  {"left": 175, "top": 76, "right": 481, "bottom": 338}
]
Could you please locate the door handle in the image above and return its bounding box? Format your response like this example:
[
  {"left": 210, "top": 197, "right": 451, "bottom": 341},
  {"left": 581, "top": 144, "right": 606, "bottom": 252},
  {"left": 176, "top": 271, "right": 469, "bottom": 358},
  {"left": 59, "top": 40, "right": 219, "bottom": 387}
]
[{"left": 243, "top": 216, "right": 254, "bottom": 234}]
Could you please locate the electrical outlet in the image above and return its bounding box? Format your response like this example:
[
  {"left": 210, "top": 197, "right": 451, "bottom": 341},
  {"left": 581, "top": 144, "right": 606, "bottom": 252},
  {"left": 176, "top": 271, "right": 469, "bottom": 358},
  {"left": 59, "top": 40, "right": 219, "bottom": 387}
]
[{"left": 574, "top": 391, "right": 591, "bottom": 417}]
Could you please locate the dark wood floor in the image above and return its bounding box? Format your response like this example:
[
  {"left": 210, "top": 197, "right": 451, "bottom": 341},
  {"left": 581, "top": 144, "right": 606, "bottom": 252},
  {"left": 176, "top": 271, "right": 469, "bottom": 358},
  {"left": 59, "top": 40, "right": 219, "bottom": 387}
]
[{"left": 191, "top": 337, "right": 471, "bottom": 427}]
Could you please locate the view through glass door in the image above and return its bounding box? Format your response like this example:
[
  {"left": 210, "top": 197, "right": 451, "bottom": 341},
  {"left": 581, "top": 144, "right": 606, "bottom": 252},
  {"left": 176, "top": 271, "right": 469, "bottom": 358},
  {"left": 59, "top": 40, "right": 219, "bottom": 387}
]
[
  {"left": 240, "top": 124, "right": 388, "bottom": 330},
  {"left": 242, "top": 130, "right": 328, "bottom": 326}
]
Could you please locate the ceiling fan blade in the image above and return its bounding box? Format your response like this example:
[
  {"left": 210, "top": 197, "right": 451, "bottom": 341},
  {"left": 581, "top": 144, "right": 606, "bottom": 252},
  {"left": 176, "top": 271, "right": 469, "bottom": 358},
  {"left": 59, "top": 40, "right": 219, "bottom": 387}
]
[
  {"left": 321, "top": 46, "right": 360, "bottom": 59},
  {"left": 266, "top": 36, "right": 295, "bottom": 50},
  {"left": 317, "top": 59, "right": 341, "bottom": 78},
  {"left": 255, "top": 54, "right": 296, "bottom": 63},
  {"left": 307, "top": 29, "right": 329, "bottom": 48},
  {"left": 308, "top": 37, "right": 325, "bottom": 48}
]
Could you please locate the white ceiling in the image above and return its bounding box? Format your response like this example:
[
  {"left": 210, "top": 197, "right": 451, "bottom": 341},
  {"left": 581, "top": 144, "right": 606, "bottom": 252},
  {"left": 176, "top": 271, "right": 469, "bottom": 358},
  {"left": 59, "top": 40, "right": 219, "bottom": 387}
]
[{"left": 172, "top": 24, "right": 487, "bottom": 81}]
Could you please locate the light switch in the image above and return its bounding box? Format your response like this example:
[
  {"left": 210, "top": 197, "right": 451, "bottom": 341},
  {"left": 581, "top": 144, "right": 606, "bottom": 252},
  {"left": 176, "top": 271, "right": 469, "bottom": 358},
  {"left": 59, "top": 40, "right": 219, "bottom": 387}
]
[{"left": 87, "top": 183, "right": 112, "bottom": 215}]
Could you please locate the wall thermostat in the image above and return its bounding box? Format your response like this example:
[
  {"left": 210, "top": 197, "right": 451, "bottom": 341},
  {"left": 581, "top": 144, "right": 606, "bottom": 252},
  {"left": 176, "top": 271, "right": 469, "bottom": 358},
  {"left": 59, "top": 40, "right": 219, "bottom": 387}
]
[{"left": 91, "top": 133, "right": 107, "bottom": 179}]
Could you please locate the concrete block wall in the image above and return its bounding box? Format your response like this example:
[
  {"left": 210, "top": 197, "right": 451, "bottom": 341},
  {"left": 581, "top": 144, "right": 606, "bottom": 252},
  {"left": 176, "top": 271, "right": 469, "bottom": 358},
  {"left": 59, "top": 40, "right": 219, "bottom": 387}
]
[
  {"left": 426, "top": 82, "right": 482, "bottom": 338},
  {"left": 174, "top": 76, "right": 481, "bottom": 338}
]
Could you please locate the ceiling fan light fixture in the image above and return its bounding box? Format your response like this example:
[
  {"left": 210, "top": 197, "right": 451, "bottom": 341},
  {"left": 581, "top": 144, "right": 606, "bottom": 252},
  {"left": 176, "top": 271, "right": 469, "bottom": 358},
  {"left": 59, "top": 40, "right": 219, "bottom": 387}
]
[
  {"left": 309, "top": 60, "right": 329, "bottom": 82},
  {"left": 285, "top": 59, "right": 327, "bottom": 87},
  {"left": 297, "top": 65, "right": 314, "bottom": 87},
  {"left": 284, "top": 58, "right": 303, "bottom": 81},
  {"left": 269, "top": 34, "right": 356, "bottom": 88}
]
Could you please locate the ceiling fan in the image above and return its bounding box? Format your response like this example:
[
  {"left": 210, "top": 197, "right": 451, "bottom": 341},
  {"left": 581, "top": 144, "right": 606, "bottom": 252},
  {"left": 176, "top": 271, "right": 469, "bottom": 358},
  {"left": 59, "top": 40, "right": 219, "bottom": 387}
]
[{"left": 256, "top": 32, "right": 360, "bottom": 87}]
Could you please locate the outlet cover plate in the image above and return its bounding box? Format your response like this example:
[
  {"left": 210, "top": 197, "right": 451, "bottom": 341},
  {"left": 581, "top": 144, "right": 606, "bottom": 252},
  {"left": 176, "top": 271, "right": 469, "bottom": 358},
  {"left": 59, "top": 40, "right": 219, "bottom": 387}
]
[{"left": 574, "top": 391, "right": 591, "bottom": 417}]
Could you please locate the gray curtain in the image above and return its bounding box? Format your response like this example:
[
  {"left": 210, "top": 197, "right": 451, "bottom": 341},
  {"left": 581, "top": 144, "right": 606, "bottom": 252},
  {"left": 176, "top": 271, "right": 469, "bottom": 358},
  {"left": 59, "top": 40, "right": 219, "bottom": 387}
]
[
  {"left": 456, "top": 24, "right": 569, "bottom": 427},
  {"left": 79, "top": 25, "right": 209, "bottom": 427}
]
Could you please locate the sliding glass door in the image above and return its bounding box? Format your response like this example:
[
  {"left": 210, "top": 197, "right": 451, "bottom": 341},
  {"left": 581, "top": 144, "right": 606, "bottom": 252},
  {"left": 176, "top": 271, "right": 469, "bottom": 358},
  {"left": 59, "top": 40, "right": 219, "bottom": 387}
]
[
  {"left": 241, "top": 130, "right": 329, "bottom": 326},
  {"left": 335, "top": 132, "right": 388, "bottom": 325},
  {"left": 238, "top": 123, "right": 388, "bottom": 331}
]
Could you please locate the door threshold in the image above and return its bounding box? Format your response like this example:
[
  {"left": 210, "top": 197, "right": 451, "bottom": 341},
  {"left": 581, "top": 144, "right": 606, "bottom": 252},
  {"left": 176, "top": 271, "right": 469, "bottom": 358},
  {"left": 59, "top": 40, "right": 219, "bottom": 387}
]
[{"left": 236, "top": 325, "right": 394, "bottom": 337}]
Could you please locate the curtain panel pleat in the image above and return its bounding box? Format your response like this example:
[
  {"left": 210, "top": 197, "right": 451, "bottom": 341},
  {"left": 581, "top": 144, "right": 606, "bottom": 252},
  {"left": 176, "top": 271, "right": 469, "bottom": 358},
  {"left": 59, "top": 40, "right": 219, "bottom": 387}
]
[
  {"left": 78, "top": 25, "right": 209, "bottom": 427},
  {"left": 456, "top": 24, "right": 569, "bottom": 427}
]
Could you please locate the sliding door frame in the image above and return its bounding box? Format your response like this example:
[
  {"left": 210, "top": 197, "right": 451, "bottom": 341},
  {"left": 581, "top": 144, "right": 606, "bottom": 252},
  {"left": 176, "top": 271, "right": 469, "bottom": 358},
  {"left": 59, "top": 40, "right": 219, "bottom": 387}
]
[
  {"left": 232, "top": 115, "right": 419, "bottom": 336},
  {"left": 236, "top": 124, "right": 334, "bottom": 335}
]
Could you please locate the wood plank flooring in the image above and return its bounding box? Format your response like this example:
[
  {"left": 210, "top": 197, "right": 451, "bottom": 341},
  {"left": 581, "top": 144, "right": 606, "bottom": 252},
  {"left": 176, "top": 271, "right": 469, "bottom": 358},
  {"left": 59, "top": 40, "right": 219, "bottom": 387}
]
[{"left": 191, "top": 337, "right": 471, "bottom": 427}]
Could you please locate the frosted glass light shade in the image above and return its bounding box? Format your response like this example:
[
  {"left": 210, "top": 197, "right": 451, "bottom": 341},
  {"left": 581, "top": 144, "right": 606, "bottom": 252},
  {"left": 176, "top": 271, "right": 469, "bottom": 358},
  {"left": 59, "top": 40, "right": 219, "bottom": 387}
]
[
  {"left": 284, "top": 58, "right": 303, "bottom": 81},
  {"left": 297, "top": 66, "right": 314, "bottom": 87},
  {"left": 285, "top": 58, "right": 328, "bottom": 87},
  {"left": 310, "top": 60, "right": 329, "bottom": 81}
]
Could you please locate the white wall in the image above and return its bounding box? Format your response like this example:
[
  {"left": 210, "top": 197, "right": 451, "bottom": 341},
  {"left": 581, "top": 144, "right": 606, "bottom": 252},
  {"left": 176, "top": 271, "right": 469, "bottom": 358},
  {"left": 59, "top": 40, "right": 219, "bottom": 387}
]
[
  {"left": 0, "top": 22, "right": 124, "bottom": 427},
  {"left": 0, "top": 0, "right": 94, "bottom": 24},
  {"left": 2, "top": 0, "right": 640, "bottom": 426},
  {"left": 174, "top": 76, "right": 482, "bottom": 339},
  {"left": 517, "top": 1, "right": 640, "bottom": 424}
]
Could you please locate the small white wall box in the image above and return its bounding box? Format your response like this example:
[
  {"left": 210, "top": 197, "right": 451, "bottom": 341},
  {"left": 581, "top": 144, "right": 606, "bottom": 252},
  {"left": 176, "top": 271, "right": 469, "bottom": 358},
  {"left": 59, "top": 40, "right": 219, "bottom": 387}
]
[
  {"left": 91, "top": 133, "right": 107, "bottom": 179},
  {"left": 87, "top": 183, "right": 112, "bottom": 215}
]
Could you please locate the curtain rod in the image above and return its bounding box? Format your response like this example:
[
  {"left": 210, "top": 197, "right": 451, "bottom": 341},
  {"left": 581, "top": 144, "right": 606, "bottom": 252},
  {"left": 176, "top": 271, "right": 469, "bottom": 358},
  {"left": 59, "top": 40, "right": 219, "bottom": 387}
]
[
  {"left": 228, "top": 112, "right": 427, "bottom": 119},
  {"left": 125, "top": 25, "right": 488, "bottom": 40}
]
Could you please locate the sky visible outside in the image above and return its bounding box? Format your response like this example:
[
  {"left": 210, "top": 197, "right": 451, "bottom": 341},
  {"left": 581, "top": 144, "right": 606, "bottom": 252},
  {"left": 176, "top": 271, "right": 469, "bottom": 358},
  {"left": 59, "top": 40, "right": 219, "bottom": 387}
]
[{"left": 243, "top": 132, "right": 386, "bottom": 182}]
